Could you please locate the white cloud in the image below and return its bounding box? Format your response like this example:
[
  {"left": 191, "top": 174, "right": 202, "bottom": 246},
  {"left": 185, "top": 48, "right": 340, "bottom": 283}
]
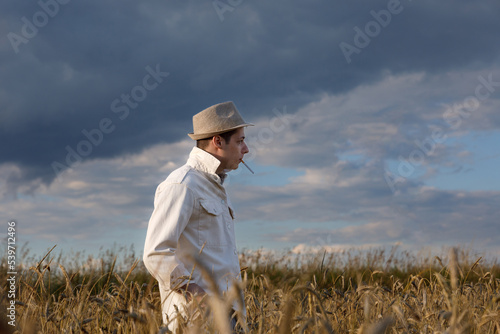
[
  {"left": 2, "top": 70, "right": 499, "bottom": 257},
  {"left": 247, "top": 68, "right": 500, "bottom": 172},
  {"left": 1, "top": 140, "right": 194, "bottom": 250},
  {"left": 227, "top": 71, "right": 500, "bottom": 254}
]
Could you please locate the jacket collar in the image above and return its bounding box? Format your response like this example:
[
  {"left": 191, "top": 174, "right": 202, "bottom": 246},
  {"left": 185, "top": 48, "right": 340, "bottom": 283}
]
[{"left": 187, "top": 147, "right": 226, "bottom": 183}]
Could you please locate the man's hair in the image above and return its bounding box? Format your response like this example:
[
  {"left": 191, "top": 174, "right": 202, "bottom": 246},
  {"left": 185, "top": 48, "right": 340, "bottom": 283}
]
[{"left": 196, "top": 128, "right": 238, "bottom": 149}]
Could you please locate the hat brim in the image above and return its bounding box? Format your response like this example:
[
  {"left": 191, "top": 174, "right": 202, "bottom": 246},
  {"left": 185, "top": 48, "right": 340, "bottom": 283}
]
[{"left": 188, "top": 123, "right": 254, "bottom": 140}]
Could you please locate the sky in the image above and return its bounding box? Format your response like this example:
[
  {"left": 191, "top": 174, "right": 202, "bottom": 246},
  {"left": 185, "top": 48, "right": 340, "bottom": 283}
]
[{"left": 1, "top": 0, "right": 500, "bottom": 261}]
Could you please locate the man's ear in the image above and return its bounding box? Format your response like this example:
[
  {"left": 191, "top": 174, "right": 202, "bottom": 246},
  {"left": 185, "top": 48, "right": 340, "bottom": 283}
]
[{"left": 212, "top": 135, "right": 223, "bottom": 149}]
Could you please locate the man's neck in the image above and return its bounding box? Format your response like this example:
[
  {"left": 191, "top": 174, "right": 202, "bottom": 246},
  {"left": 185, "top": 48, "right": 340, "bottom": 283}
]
[
  {"left": 217, "top": 173, "right": 227, "bottom": 184},
  {"left": 201, "top": 147, "right": 225, "bottom": 174}
]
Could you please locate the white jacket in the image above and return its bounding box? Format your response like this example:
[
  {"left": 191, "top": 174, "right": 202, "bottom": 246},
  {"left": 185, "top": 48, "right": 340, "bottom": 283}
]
[{"left": 143, "top": 147, "right": 243, "bottom": 326}]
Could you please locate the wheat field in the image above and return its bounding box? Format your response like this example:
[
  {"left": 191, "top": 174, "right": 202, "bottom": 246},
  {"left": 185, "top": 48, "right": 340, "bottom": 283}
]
[{"left": 1, "top": 245, "right": 499, "bottom": 333}]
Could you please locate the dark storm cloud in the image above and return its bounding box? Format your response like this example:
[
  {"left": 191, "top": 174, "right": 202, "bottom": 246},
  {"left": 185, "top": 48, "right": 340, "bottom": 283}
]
[{"left": 1, "top": 0, "right": 500, "bottom": 193}]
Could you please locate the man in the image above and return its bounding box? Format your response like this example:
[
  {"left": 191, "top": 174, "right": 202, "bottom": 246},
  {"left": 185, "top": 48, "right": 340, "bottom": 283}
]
[{"left": 143, "top": 101, "right": 252, "bottom": 331}]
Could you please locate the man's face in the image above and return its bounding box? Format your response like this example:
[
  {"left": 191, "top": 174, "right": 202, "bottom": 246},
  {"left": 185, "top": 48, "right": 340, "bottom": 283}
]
[{"left": 219, "top": 127, "right": 249, "bottom": 171}]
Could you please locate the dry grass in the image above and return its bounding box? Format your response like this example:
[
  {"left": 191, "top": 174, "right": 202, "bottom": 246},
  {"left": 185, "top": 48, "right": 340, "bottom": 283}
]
[{"left": 1, "top": 245, "right": 499, "bottom": 333}]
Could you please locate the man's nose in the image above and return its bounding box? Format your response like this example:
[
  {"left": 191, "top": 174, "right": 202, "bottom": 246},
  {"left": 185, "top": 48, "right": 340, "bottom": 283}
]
[{"left": 242, "top": 143, "right": 249, "bottom": 154}]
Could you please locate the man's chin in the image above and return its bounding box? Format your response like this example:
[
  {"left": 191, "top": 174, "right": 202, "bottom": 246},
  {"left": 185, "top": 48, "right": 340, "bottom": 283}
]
[
  {"left": 229, "top": 160, "right": 245, "bottom": 171},
  {"left": 223, "top": 164, "right": 239, "bottom": 173}
]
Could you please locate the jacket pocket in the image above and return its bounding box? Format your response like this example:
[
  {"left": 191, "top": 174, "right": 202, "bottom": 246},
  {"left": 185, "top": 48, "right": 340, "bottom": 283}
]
[
  {"left": 199, "top": 200, "right": 223, "bottom": 216},
  {"left": 198, "top": 200, "right": 230, "bottom": 247}
]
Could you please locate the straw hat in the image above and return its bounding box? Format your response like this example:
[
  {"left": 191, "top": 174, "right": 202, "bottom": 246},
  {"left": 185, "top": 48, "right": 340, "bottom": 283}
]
[{"left": 188, "top": 101, "right": 254, "bottom": 140}]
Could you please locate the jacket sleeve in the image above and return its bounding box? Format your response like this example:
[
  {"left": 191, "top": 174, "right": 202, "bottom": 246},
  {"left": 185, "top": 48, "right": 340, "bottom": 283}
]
[{"left": 143, "top": 182, "right": 195, "bottom": 290}]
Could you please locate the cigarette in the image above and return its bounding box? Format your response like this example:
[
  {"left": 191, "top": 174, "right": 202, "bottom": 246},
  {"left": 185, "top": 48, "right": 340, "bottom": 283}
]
[{"left": 241, "top": 160, "right": 254, "bottom": 174}]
